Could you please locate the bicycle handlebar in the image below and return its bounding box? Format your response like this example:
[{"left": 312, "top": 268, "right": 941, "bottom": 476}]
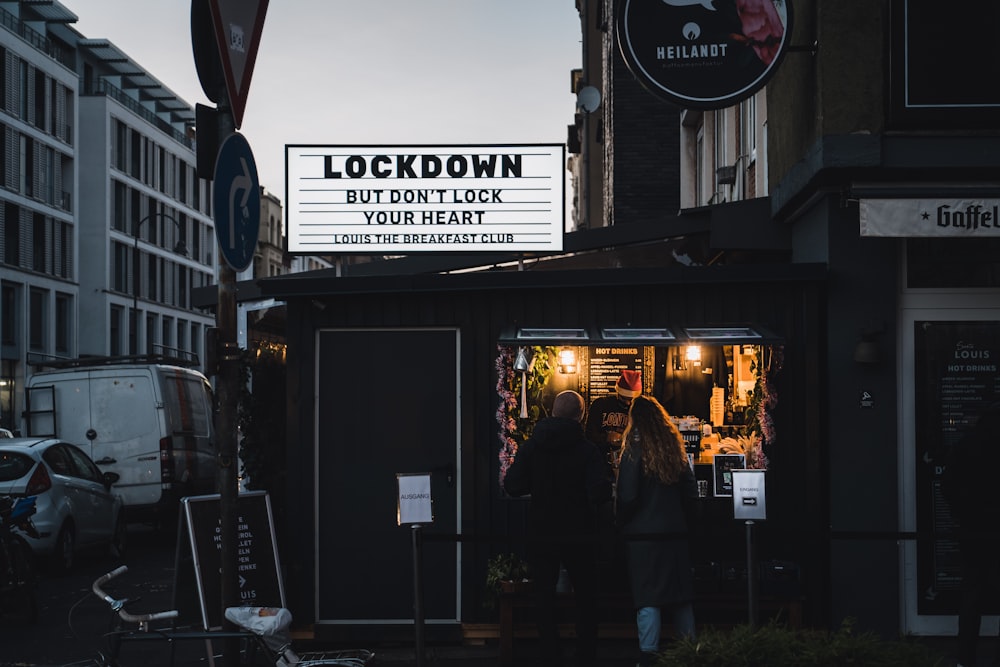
[{"left": 92, "top": 565, "right": 180, "bottom": 625}]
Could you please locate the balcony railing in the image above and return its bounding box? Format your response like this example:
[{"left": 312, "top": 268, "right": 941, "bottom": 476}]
[
  {"left": 81, "top": 79, "right": 194, "bottom": 149},
  {"left": 0, "top": 7, "right": 74, "bottom": 70}
]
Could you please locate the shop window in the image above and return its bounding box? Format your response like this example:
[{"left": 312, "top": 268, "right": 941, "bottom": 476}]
[{"left": 907, "top": 238, "right": 1000, "bottom": 288}]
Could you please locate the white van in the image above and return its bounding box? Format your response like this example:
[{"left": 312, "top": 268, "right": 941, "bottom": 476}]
[{"left": 23, "top": 357, "right": 217, "bottom": 522}]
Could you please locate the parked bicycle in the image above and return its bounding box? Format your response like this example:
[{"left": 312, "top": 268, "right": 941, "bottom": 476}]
[
  {"left": 78, "top": 566, "right": 373, "bottom": 667},
  {"left": 0, "top": 494, "right": 39, "bottom": 623}
]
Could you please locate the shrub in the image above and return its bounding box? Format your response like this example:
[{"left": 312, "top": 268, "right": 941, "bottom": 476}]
[{"left": 656, "top": 619, "right": 948, "bottom": 667}]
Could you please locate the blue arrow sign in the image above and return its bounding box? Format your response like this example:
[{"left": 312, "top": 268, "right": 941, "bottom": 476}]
[{"left": 213, "top": 132, "right": 260, "bottom": 271}]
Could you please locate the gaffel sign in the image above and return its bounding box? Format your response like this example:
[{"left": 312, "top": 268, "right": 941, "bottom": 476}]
[
  {"left": 286, "top": 144, "right": 565, "bottom": 254},
  {"left": 618, "top": 0, "right": 793, "bottom": 109}
]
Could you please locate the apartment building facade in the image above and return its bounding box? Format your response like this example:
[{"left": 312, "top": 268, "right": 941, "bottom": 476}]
[{"left": 0, "top": 1, "right": 217, "bottom": 432}]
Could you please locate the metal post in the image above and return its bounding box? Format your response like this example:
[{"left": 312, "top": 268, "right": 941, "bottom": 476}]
[
  {"left": 746, "top": 520, "right": 758, "bottom": 627},
  {"left": 412, "top": 524, "right": 425, "bottom": 667},
  {"left": 214, "top": 87, "right": 240, "bottom": 667}
]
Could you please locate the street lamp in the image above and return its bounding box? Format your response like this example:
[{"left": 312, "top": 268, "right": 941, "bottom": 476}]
[{"left": 131, "top": 212, "right": 188, "bottom": 355}]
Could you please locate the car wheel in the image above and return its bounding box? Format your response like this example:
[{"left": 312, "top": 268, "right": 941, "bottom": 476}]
[
  {"left": 51, "top": 523, "right": 75, "bottom": 574},
  {"left": 110, "top": 512, "right": 127, "bottom": 559}
]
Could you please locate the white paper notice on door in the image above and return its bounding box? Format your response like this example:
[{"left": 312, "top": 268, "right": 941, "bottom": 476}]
[{"left": 397, "top": 472, "right": 433, "bottom": 525}]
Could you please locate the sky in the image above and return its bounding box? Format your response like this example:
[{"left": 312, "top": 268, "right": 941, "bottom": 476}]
[{"left": 70, "top": 1, "right": 583, "bottom": 210}]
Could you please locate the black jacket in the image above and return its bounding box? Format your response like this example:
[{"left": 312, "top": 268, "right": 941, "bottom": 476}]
[
  {"left": 503, "top": 417, "right": 613, "bottom": 537},
  {"left": 616, "top": 442, "right": 699, "bottom": 607}
]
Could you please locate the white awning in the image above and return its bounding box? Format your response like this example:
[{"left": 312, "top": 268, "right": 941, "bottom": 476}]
[{"left": 860, "top": 198, "right": 1000, "bottom": 237}]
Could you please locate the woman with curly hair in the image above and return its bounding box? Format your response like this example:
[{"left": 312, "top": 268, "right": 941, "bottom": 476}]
[{"left": 616, "top": 395, "right": 699, "bottom": 666}]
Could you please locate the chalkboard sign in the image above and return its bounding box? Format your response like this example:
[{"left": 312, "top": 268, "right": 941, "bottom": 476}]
[{"left": 175, "top": 491, "right": 285, "bottom": 629}]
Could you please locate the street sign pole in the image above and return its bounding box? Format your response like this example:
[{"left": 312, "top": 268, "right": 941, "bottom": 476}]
[
  {"left": 214, "top": 89, "right": 241, "bottom": 667},
  {"left": 192, "top": 4, "right": 266, "bottom": 664}
]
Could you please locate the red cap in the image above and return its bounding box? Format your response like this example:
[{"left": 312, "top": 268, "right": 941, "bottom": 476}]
[{"left": 616, "top": 370, "right": 642, "bottom": 398}]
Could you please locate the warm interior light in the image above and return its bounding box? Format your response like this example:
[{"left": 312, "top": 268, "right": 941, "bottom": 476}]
[
  {"left": 558, "top": 348, "right": 577, "bottom": 374},
  {"left": 685, "top": 345, "right": 702, "bottom": 363}
]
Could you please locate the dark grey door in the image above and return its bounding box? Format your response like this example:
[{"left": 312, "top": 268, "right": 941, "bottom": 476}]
[{"left": 316, "top": 328, "right": 459, "bottom": 623}]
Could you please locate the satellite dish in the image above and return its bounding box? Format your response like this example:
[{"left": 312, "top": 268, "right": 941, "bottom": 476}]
[{"left": 576, "top": 85, "right": 601, "bottom": 113}]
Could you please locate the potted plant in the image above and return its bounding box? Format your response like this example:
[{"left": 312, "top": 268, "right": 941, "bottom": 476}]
[{"left": 484, "top": 552, "right": 531, "bottom": 610}]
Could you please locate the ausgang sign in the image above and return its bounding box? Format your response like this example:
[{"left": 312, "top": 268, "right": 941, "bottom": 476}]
[
  {"left": 286, "top": 144, "right": 565, "bottom": 253},
  {"left": 618, "top": 0, "right": 793, "bottom": 109}
]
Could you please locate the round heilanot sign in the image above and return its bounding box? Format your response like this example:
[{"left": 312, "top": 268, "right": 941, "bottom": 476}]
[{"left": 618, "top": 0, "right": 792, "bottom": 109}]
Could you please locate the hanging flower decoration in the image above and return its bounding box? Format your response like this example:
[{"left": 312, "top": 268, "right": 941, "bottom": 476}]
[
  {"left": 496, "top": 344, "right": 555, "bottom": 487},
  {"left": 743, "top": 344, "right": 784, "bottom": 469},
  {"left": 496, "top": 346, "right": 519, "bottom": 485}
]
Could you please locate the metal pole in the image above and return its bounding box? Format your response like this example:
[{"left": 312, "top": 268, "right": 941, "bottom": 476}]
[
  {"left": 214, "top": 87, "right": 240, "bottom": 667},
  {"left": 412, "top": 524, "right": 425, "bottom": 667},
  {"left": 746, "top": 520, "right": 758, "bottom": 627}
]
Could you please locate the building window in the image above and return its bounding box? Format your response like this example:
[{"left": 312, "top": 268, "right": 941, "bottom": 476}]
[
  {"left": 713, "top": 111, "right": 727, "bottom": 198},
  {"left": 18, "top": 60, "right": 28, "bottom": 121},
  {"left": 21, "top": 135, "right": 33, "bottom": 198},
  {"left": 110, "top": 305, "right": 123, "bottom": 356},
  {"left": 4, "top": 202, "right": 18, "bottom": 266},
  {"left": 0, "top": 359, "right": 13, "bottom": 431},
  {"left": 907, "top": 239, "right": 1000, "bottom": 288},
  {"left": 32, "top": 212, "right": 45, "bottom": 273},
  {"left": 112, "top": 241, "right": 128, "bottom": 293},
  {"left": 33, "top": 68, "right": 45, "bottom": 131},
  {"left": 146, "top": 313, "right": 156, "bottom": 355},
  {"left": 130, "top": 128, "right": 141, "bottom": 179},
  {"left": 114, "top": 120, "right": 128, "bottom": 172},
  {"left": 695, "top": 123, "right": 705, "bottom": 206},
  {"left": 1, "top": 282, "right": 17, "bottom": 347},
  {"left": 28, "top": 288, "right": 44, "bottom": 352},
  {"left": 55, "top": 292, "right": 70, "bottom": 354},
  {"left": 162, "top": 316, "right": 173, "bottom": 353}
]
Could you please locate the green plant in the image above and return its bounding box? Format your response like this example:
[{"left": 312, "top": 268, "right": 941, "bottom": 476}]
[
  {"left": 483, "top": 552, "right": 530, "bottom": 610},
  {"left": 656, "top": 619, "right": 948, "bottom": 666}
]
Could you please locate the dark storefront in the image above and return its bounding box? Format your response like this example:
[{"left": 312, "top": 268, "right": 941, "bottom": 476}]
[{"left": 257, "top": 260, "right": 827, "bottom": 641}]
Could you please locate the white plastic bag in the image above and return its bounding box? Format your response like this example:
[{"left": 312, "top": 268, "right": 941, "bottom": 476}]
[{"left": 224, "top": 606, "right": 293, "bottom": 636}]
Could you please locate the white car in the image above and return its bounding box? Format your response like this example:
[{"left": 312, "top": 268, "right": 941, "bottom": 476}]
[
  {"left": 0, "top": 438, "right": 126, "bottom": 571},
  {"left": 0, "top": 428, "right": 13, "bottom": 438}
]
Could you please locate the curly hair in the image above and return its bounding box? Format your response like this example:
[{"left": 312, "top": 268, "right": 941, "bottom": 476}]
[{"left": 620, "top": 395, "right": 688, "bottom": 485}]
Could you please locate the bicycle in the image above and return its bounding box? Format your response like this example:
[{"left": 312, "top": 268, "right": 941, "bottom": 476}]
[
  {"left": 0, "top": 494, "right": 39, "bottom": 624},
  {"left": 76, "top": 565, "right": 373, "bottom": 667}
]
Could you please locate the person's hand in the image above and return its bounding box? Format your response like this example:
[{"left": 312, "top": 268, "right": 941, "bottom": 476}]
[{"left": 734, "top": 0, "right": 784, "bottom": 65}]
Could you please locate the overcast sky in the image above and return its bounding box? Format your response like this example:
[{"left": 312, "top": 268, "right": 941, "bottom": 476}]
[{"left": 69, "top": 1, "right": 583, "bottom": 211}]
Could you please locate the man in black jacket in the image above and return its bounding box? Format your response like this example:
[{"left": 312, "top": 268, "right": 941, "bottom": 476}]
[{"left": 503, "top": 390, "right": 613, "bottom": 667}]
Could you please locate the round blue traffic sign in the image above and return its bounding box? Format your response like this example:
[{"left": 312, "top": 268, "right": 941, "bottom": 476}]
[{"left": 213, "top": 132, "right": 260, "bottom": 271}]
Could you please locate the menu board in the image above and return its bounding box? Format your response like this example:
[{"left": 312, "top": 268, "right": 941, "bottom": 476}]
[
  {"left": 913, "top": 321, "right": 1000, "bottom": 615},
  {"left": 175, "top": 491, "right": 285, "bottom": 629},
  {"left": 587, "top": 346, "right": 644, "bottom": 399}
]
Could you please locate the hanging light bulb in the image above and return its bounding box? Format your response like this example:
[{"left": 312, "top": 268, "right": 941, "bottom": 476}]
[
  {"left": 686, "top": 345, "right": 702, "bottom": 364},
  {"left": 558, "top": 348, "right": 577, "bottom": 374}
]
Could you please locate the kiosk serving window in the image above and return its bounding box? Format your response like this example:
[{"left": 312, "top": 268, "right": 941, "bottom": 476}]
[{"left": 496, "top": 326, "right": 783, "bottom": 490}]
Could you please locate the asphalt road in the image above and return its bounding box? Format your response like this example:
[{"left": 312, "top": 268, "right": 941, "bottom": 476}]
[{"left": 0, "top": 522, "right": 208, "bottom": 667}]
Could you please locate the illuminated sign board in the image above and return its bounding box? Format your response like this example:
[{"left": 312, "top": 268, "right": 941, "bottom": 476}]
[{"left": 286, "top": 144, "right": 565, "bottom": 253}]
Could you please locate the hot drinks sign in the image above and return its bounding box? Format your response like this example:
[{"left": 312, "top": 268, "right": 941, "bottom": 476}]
[
  {"left": 617, "top": 0, "right": 792, "bottom": 109},
  {"left": 286, "top": 144, "right": 565, "bottom": 253}
]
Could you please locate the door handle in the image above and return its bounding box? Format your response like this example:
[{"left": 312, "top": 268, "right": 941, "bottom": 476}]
[
  {"left": 94, "top": 457, "right": 116, "bottom": 465},
  {"left": 432, "top": 462, "right": 456, "bottom": 488}
]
